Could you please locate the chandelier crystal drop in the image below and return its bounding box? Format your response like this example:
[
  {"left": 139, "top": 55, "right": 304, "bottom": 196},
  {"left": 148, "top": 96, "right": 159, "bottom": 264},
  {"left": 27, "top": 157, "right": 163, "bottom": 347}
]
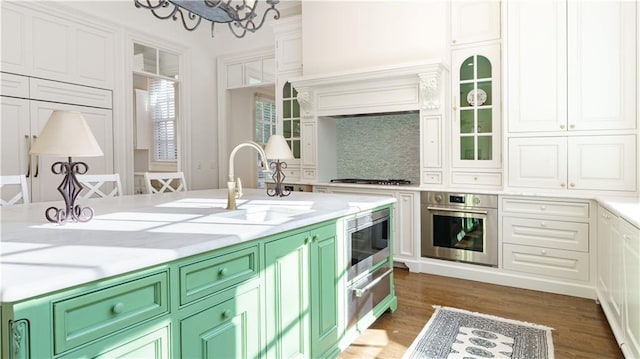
[{"left": 134, "top": 0, "right": 280, "bottom": 38}]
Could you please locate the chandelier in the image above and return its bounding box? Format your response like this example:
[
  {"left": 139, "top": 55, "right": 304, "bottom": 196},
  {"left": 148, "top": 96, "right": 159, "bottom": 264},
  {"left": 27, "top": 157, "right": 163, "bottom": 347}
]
[{"left": 134, "top": 0, "right": 280, "bottom": 38}]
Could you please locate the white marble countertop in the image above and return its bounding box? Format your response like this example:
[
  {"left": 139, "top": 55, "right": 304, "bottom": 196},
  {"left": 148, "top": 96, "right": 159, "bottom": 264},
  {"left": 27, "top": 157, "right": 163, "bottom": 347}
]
[
  {"left": 0, "top": 189, "right": 395, "bottom": 303},
  {"left": 314, "top": 181, "right": 640, "bottom": 228},
  {"left": 596, "top": 196, "right": 640, "bottom": 228}
]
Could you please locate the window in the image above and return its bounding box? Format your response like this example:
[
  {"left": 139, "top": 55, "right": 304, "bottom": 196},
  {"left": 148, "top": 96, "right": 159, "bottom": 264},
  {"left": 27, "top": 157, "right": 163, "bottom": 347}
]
[
  {"left": 149, "top": 78, "right": 177, "bottom": 162},
  {"left": 255, "top": 95, "right": 276, "bottom": 188},
  {"left": 255, "top": 95, "right": 276, "bottom": 146}
]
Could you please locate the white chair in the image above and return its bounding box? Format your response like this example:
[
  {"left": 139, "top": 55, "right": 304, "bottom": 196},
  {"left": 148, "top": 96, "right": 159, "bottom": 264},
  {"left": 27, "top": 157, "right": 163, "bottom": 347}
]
[
  {"left": 0, "top": 175, "right": 30, "bottom": 206},
  {"left": 76, "top": 173, "right": 123, "bottom": 199},
  {"left": 143, "top": 172, "right": 187, "bottom": 194}
]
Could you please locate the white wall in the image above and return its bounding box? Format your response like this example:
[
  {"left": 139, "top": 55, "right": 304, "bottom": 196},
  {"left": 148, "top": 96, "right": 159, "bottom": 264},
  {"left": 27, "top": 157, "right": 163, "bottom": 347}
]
[{"left": 301, "top": 0, "right": 449, "bottom": 75}]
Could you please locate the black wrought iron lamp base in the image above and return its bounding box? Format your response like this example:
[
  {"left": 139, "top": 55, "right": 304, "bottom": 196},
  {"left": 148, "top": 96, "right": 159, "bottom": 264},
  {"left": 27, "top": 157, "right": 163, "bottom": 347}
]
[
  {"left": 45, "top": 156, "right": 94, "bottom": 224},
  {"left": 266, "top": 160, "right": 290, "bottom": 197}
]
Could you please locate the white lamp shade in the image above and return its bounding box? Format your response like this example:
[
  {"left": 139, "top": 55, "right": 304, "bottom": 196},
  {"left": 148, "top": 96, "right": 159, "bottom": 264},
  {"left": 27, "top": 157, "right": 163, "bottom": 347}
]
[
  {"left": 30, "top": 110, "right": 103, "bottom": 157},
  {"left": 264, "top": 134, "right": 294, "bottom": 160}
]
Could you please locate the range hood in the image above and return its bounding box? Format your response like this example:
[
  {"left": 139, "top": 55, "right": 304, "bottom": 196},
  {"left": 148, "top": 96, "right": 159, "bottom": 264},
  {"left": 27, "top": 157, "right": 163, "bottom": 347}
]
[{"left": 290, "top": 60, "right": 448, "bottom": 118}]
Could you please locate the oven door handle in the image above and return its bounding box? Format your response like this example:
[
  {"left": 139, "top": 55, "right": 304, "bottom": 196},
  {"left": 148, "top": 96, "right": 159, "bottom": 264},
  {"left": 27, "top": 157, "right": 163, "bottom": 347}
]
[
  {"left": 352, "top": 268, "right": 393, "bottom": 297},
  {"left": 427, "top": 206, "right": 488, "bottom": 215}
]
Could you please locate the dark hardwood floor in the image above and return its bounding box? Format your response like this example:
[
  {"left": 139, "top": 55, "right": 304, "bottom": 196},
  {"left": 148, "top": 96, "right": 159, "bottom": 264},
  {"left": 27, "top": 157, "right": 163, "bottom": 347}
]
[{"left": 339, "top": 268, "right": 623, "bottom": 359}]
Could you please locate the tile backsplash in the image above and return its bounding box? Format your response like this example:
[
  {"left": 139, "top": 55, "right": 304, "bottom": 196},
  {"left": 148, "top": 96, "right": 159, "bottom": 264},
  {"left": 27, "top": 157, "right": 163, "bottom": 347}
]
[{"left": 335, "top": 113, "right": 420, "bottom": 184}]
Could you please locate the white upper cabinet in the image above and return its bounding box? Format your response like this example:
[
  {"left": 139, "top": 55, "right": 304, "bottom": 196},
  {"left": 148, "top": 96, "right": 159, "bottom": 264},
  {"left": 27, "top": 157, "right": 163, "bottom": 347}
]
[
  {"left": 1, "top": 2, "right": 115, "bottom": 90},
  {"left": 272, "top": 15, "right": 302, "bottom": 73},
  {"left": 567, "top": 1, "right": 637, "bottom": 131},
  {"left": 506, "top": 1, "right": 566, "bottom": 132},
  {"left": 451, "top": 0, "right": 501, "bottom": 46},
  {"left": 507, "top": 0, "right": 637, "bottom": 132}
]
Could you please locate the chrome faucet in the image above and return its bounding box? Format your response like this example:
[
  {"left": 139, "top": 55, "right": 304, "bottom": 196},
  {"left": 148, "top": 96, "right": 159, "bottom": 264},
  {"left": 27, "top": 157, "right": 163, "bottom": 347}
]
[{"left": 226, "top": 141, "right": 270, "bottom": 210}]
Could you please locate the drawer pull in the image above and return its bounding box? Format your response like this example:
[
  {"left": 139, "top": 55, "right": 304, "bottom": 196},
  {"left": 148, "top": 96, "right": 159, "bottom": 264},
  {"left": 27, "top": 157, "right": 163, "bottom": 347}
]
[
  {"left": 222, "top": 309, "right": 232, "bottom": 319},
  {"left": 111, "top": 302, "right": 125, "bottom": 314},
  {"left": 218, "top": 267, "right": 229, "bottom": 277}
]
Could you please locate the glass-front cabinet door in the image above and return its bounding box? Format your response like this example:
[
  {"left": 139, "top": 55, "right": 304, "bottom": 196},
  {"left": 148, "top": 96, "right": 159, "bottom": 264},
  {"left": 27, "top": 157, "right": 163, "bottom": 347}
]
[
  {"left": 452, "top": 43, "right": 501, "bottom": 168},
  {"left": 282, "top": 81, "right": 301, "bottom": 159}
]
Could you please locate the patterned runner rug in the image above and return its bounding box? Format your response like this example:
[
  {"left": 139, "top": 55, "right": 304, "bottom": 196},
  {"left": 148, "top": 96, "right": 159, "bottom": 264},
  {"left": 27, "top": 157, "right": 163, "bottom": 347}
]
[{"left": 402, "top": 306, "right": 554, "bottom": 359}]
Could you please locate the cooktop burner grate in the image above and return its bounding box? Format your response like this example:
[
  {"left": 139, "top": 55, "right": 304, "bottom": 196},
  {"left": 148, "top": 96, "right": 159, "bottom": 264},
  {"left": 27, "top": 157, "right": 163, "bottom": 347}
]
[{"left": 330, "top": 178, "right": 412, "bottom": 186}]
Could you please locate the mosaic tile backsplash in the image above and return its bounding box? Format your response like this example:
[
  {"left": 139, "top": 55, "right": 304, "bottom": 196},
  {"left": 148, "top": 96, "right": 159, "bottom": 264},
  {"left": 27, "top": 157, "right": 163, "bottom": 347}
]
[{"left": 336, "top": 113, "right": 420, "bottom": 184}]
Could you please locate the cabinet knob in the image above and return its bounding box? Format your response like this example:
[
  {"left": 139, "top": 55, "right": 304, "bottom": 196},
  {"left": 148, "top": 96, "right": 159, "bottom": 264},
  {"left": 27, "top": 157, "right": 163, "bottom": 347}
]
[
  {"left": 560, "top": 183, "right": 566, "bottom": 187},
  {"left": 570, "top": 124, "right": 575, "bottom": 129},
  {"left": 540, "top": 205, "right": 546, "bottom": 210},
  {"left": 473, "top": 177, "right": 478, "bottom": 181},
  {"left": 304, "top": 237, "right": 310, "bottom": 244},
  {"left": 312, "top": 235, "right": 318, "bottom": 242},
  {"left": 560, "top": 124, "right": 566, "bottom": 129},
  {"left": 452, "top": 39, "right": 457, "bottom": 44},
  {"left": 570, "top": 183, "right": 575, "bottom": 188},
  {"left": 222, "top": 309, "right": 232, "bottom": 319},
  {"left": 219, "top": 267, "right": 229, "bottom": 277},
  {"left": 112, "top": 302, "right": 125, "bottom": 314},
  {"left": 541, "top": 250, "right": 547, "bottom": 255},
  {"left": 540, "top": 222, "right": 547, "bottom": 227}
]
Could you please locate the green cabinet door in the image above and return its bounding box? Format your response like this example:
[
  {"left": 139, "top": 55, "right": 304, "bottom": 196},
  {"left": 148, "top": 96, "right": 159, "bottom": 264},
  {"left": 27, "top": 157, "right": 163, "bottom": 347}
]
[
  {"left": 264, "top": 231, "right": 310, "bottom": 359},
  {"left": 180, "top": 286, "right": 261, "bottom": 359},
  {"left": 309, "top": 225, "right": 339, "bottom": 358}
]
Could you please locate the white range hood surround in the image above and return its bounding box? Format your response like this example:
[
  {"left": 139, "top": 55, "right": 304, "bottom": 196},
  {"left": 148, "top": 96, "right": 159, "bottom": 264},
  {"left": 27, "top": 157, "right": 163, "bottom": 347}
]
[
  {"left": 289, "top": 60, "right": 449, "bottom": 185},
  {"left": 291, "top": 60, "right": 448, "bottom": 117}
]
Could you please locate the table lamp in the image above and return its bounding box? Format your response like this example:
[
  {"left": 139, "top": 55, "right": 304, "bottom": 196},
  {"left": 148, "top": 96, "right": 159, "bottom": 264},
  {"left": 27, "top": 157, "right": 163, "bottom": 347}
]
[
  {"left": 30, "top": 110, "right": 104, "bottom": 224},
  {"left": 264, "top": 134, "right": 294, "bottom": 197}
]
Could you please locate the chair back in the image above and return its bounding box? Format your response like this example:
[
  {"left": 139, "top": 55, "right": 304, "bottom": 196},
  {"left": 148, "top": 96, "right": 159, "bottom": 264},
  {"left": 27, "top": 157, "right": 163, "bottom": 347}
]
[
  {"left": 0, "top": 175, "right": 30, "bottom": 205},
  {"left": 76, "top": 174, "right": 123, "bottom": 199},
  {"left": 143, "top": 172, "right": 187, "bottom": 194}
]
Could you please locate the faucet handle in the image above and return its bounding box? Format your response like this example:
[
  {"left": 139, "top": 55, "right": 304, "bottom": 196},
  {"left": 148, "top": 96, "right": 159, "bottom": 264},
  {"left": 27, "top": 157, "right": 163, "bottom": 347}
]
[{"left": 235, "top": 177, "right": 243, "bottom": 199}]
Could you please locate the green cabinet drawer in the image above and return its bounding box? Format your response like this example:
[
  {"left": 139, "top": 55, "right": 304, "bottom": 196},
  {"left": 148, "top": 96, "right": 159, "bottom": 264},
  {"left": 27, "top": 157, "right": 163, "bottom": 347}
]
[
  {"left": 58, "top": 326, "right": 170, "bottom": 359},
  {"left": 179, "top": 245, "right": 259, "bottom": 306},
  {"left": 53, "top": 271, "right": 169, "bottom": 354}
]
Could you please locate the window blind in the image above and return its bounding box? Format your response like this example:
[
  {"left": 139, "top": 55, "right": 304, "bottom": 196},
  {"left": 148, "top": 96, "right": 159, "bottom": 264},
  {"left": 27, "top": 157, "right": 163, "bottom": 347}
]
[{"left": 149, "top": 78, "right": 177, "bottom": 161}]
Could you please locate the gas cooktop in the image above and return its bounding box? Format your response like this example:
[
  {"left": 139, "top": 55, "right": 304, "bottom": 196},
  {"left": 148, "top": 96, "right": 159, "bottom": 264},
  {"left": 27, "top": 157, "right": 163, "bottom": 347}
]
[{"left": 330, "top": 178, "right": 412, "bottom": 186}]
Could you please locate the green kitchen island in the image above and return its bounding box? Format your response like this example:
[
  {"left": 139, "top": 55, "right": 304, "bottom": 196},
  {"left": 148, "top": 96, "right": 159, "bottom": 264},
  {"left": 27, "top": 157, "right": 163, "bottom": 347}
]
[{"left": 0, "top": 189, "right": 397, "bottom": 359}]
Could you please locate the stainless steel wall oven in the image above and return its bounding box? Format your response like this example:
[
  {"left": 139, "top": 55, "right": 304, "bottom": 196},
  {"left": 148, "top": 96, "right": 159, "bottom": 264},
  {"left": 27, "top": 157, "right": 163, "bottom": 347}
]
[
  {"left": 346, "top": 207, "right": 393, "bottom": 329},
  {"left": 421, "top": 192, "right": 498, "bottom": 267}
]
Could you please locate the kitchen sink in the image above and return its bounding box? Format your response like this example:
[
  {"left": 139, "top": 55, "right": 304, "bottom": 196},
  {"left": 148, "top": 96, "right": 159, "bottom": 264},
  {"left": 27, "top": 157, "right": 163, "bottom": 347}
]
[{"left": 211, "top": 205, "right": 314, "bottom": 224}]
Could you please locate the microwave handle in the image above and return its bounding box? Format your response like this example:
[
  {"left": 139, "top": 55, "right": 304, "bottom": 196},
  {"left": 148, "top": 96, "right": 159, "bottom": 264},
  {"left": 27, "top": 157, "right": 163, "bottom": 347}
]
[
  {"left": 426, "top": 206, "right": 488, "bottom": 215},
  {"left": 352, "top": 268, "right": 393, "bottom": 297}
]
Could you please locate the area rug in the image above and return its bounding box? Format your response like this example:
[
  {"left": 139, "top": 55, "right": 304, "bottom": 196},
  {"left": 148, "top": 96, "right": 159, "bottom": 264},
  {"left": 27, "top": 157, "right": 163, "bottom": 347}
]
[{"left": 402, "top": 306, "right": 554, "bottom": 359}]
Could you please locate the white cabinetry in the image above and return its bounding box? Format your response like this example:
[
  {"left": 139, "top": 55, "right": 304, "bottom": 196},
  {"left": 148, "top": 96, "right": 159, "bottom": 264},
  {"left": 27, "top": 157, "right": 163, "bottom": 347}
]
[
  {"left": 1, "top": 2, "right": 115, "bottom": 90},
  {"left": 506, "top": 0, "right": 636, "bottom": 132},
  {"left": 597, "top": 205, "right": 640, "bottom": 358},
  {"left": 621, "top": 219, "right": 640, "bottom": 359},
  {"left": 273, "top": 16, "right": 303, "bottom": 181},
  {"left": 505, "top": 0, "right": 637, "bottom": 195},
  {"left": 1, "top": 74, "right": 113, "bottom": 202},
  {"left": 313, "top": 186, "right": 420, "bottom": 272},
  {"left": 508, "top": 135, "right": 637, "bottom": 192},
  {"left": 274, "top": 16, "right": 302, "bottom": 73},
  {"left": 451, "top": 42, "right": 502, "bottom": 188},
  {"left": 501, "top": 197, "right": 593, "bottom": 285},
  {"left": 451, "top": 0, "right": 501, "bottom": 46}
]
